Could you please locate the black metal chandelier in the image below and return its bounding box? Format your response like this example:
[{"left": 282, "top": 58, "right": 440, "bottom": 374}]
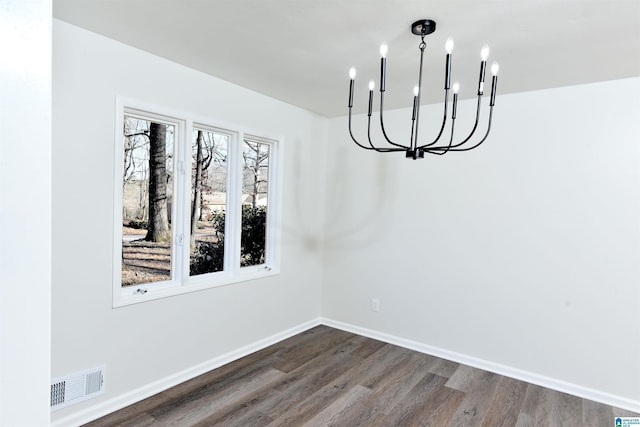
[{"left": 348, "top": 19, "right": 499, "bottom": 160}]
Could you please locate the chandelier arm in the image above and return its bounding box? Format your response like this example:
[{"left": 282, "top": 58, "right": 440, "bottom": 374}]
[
  {"left": 428, "top": 106, "right": 493, "bottom": 152},
  {"left": 429, "top": 95, "right": 482, "bottom": 151},
  {"left": 346, "top": 73, "right": 398, "bottom": 152},
  {"left": 348, "top": 107, "right": 378, "bottom": 151},
  {"left": 368, "top": 115, "right": 405, "bottom": 152},
  {"left": 451, "top": 94, "right": 482, "bottom": 148},
  {"left": 425, "top": 117, "right": 456, "bottom": 156},
  {"left": 446, "top": 106, "right": 493, "bottom": 152},
  {"left": 417, "top": 90, "right": 450, "bottom": 149},
  {"left": 379, "top": 92, "right": 411, "bottom": 149},
  {"left": 347, "top": 100, "right": 403, "bottom": 153}
]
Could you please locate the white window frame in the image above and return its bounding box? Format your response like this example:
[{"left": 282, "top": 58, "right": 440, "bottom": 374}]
[{"left": 113, "top": 97, "right": 282, "bottom": 307}]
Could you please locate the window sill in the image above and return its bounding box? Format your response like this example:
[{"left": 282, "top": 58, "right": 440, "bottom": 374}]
[{"left": 113, "top": 266, "right": 279, "bottom": 308}]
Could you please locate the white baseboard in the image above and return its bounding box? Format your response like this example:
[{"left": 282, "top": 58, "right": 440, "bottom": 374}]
[
  {"left": 320, "top": 317, "right": 640, "bottom": 414},
  {"left": 51, "top": 318, "right": 322, "bottom": 427}
]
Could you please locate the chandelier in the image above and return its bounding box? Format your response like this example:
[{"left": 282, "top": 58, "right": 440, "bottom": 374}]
[{"left": 347, "top": 19, "right": 499, "bottom": 160}]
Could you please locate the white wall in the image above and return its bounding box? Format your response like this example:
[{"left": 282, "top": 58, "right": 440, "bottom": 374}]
[
  {"left": 0, "top": 1, "right": 52, "bottom": 426},
  {"left": 324, "top": 78, "right": 640, "bottom": 408},
  {"left": 52, "top": 19, "right": 326, "bottom": 423}
]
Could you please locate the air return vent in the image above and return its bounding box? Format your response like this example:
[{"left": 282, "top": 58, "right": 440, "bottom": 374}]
[{"left": 50, "top": 366, "right": 105, "bottom": 410}]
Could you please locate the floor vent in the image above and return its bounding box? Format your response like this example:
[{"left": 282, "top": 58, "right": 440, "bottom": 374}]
[{"left": 51, "top": 366, "right": 105, "bottom": 411}]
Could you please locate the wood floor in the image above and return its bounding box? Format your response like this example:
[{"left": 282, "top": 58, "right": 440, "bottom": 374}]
[{"left": 84, "top": 325, "right": 638, "bottom": 426}]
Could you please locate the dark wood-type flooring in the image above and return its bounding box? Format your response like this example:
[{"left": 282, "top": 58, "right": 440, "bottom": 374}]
[{"left": 85, "top": 325, "right": 638, "bottom": 426}]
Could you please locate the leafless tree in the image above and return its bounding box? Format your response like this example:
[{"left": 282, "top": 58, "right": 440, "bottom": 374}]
[
  {"left": 191, "top": 130, "right": 205, "bottom": 244},
  {"left": 191, "top": 131, "right": 227, "bottom": 229},
  {"left": 123, "top": 119, "right": 149, "bottom": 188},
  {"left": 243, "top": 140, "right": 269, "bottom": 208}
]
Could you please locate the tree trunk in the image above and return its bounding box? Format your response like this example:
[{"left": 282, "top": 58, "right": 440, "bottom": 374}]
[
  {"left": 145, "top": 123, "right": 170, "bottom": 242},
  {"left": 252, "top": 165, "right": 259, "bottom": 208},
  {"left": 199, "top": 187, "right": 205, "bottom": 221},
  {"left": 191, "top": 130, "right": 204, "bottom": 245}
]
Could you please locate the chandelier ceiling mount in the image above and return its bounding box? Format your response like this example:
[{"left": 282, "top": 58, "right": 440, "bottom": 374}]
[{"left": 411, "top": 19, "right": 436, "bottom": 36}]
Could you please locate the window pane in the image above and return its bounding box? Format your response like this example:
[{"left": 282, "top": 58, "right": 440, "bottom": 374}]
[
  {"left": 189, "top": 129, "right": 228, "bottom": 275},
  {"left": 122, "top": 117, "right": 174, "bottom": 287},
  {"left": 241, "top": 138, "right": 270, "bottom": 267}
]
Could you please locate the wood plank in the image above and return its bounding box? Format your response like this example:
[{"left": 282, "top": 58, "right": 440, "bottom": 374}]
[
  {"left": 302, "top": 385, "right": 372, "bottom": 427},
  {"left": 481, "top": 376, "right": 528, "bottom": 427},
  {"left": 163, "top": 350, "right": 282, "bottom": 400},
  {"left": 82, "top": 388, "right": 176, "bottom": 427},
  {"left": 358, "top": 352, "right": 435, "bottom": 415},
  {"left": 514, "top": 411, "right": 536, "bottom": 427},
  {"left": 271, "top": 326, "right": 355, "bottom": 373},
  {"left": 446, "top": 369, "right": 501, "bottom": 426},
  {"left": 429, "top": 357, "right": 460, "bottom": 378},
  {"left": 191, "top": 409, "right": 273, "bottom": 427},
  {"left": 581, "top": 397, "right": 613, "bottom": 427},
  {"left": 117, "top": 412, "right": 156, "bottom": 427},
  {"left": 317, "top": 351, "right": 435, "bottom": 423},
  {"left": 266, "top": 343, "right": 405, "bottom": 426},
  {"left": 149, "top": 367, "right": 285, "bottom": 425},
  {"left": 348, "top": 334, "right": 387, "bottom": 359},
  {"left": 516, "top": 383, "right": 551, "bottom": 427},
  {"left": 390, "top": 377, "right": 466, "bottom": 427},
  {"left": 374, "top": 373, "right": 447, "bottom": 425},
  {"left": 612, "top": 407, "right": 640, "bottom": 418},
  {"left": 446, "top": 364, "right": 487, "bottom": 392},
  {"left": 359, "top": 346, "right": 417, "bottom": 390},
  {"left": 548, "top": 389, "right": 582, "bottom": 427},
  {"left": 203, "top": 338, "right": 363, "bottom": 425}
]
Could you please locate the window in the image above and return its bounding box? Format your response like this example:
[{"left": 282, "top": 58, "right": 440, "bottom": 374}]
[
  {"left": 121, "top": 115, "right": 176, "bottom": 287},
  {"left": 241, "top": 137, "right": 271, "bottom": 267},
  {"left": 114, "top": 98, "right": 280, "bottom": 307},
  {"left": 189, "top": 127, "right": 229, "bottom": 276}
]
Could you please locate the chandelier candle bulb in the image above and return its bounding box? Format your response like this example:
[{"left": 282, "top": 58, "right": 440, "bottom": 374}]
[
  {"left": 348, "top": 67, "right": 356, "bottom": 107},
  {"left": 346, "top": 18, "right": 500, "bottom": 159},
  {"left": 491, "top": 62, "right": 499, "bottom": 76},
  {"left": 445, "top": 37, "right": 454, "bottom": 54},
  {"left": 379, "top": 43, "right": 388, "bottom": 92},
  {"left": 380, "top": 43, "right": 388, "bottom": 58},
  {"left": 490, "top": 62, "right": 499, "bottom": 106},
  {"left": 445, "top": 54, "right": 452, "bottom": 89},
  {"left": 481, "top": 44, "right": 490, "bottom": 61},
  {"left": 478, "top": 44, "right": 489, "bottom": 95},
  {"left": 452, "top": 82, "right": 459, "bottom": 120},
  {"left": 444, "top": 38, "right": 454, "bottom": 89},
  {"left": 368, "top": 80, "right": 375, "bottom": 116}
]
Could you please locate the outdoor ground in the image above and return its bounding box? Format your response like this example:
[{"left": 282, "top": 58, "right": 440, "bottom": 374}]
[{"left": 121, "top": 223, "right": 217, "bottom": 286}]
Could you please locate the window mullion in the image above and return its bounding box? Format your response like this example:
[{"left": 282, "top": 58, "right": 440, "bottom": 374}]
[
  {"left": 225, "top": 132, "right": 243, "bottom": 275},
  {"left": 264, "top": 139, "right": 278, "bottom": 267},
  {"left": 178, "top": 119, "right": 192, "bottom": 283}
]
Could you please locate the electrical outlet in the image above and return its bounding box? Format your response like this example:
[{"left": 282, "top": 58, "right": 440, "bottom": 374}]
[{"left": 371, "top": 298, "right": 380, "bottom": 312}]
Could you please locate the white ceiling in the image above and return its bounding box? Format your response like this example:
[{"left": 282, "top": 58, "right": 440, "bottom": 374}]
[{"left": 53, "top": 0, "right": 640, "bottom": 118}]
